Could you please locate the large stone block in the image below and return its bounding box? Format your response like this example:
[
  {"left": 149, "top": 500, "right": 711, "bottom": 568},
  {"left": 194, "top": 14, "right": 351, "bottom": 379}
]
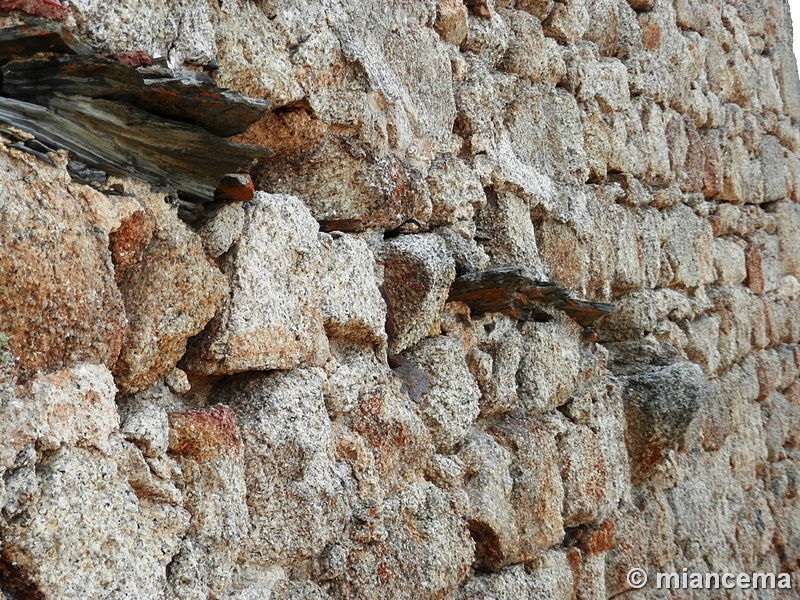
[
  {"left": 457, "top": 433, "right": 520, "bottom": 570},
  {"left": 329, "top": 482, "right": 473, "bottom": 599},
  {"left": 621, "top": 362, "right": 710, "bottom": 482},
  {"left": 379, "top": 234, "right": 456, "bottom": 354},
  {"left": 166, "top": 405, "right": 249, "bottom": 599},
  {"left": 0, "top": 446, "right": 188, "bottom": 599},
  {"left": 183, "top": 193, "right": 330, "bottom": 375},
  {"left": 113, "top": 192, "right": 227, "bottom": 393},
  {"left": 516, "top": 319, "right": 585, "bottom": 413},
  {"left": 222, "top": 369, "right": 347, "bottom": 565},
  {"left": 319, "top": 234, "right": 386, "bottom": 345},
  {"left": 401, "top": 335, "right": 481, "bottom": 453},
  {"left": 489, "top": 416, "right": 565, "bottom": 557},
  {"left": 27, "top": 363, "right": 119, "bottom": 452},
  {"left": 0, "top": 151, "right": 126, "bottom": 381}
]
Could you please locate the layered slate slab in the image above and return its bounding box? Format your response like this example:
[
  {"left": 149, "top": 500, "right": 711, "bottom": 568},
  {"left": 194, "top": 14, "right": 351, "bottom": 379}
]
[{"left": 448, "top": 266, "right": 614, "bottom": 327}]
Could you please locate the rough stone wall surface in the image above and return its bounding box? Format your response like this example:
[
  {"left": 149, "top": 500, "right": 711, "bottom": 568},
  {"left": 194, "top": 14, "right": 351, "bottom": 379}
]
[{"left": 1, "top": 0, "right": 800, "bottom": 598}]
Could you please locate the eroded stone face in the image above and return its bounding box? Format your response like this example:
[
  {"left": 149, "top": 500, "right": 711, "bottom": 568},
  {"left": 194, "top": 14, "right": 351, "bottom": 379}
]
[
  {"left": 182, "top": 193, "right": 330, "bottom": 375},
  {"left": 379, "top": 234, "right": 456, "bottom": 354},
  {"left": 0, "top": 149, "right": 126, "bottom": 380},
  {"left": 0, "top": 446, "right": 188, "bottom": 599},
  {"left": 113, "top": 192, "right": 227, "bottom": 393},
  {"left": 221, "top": 369, "right": 348, "bottom": 566}
]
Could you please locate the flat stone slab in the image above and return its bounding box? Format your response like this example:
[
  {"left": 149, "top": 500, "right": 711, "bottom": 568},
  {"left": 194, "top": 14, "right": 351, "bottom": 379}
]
[{"left": 448, "top": 266, "right": 614, "bottom": 327}]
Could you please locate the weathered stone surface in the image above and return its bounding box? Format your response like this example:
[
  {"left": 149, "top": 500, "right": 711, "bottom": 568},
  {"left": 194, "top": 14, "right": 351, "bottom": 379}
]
[
  {"left": 183, "top": 193, "right": 330, "bottom": 375},
  {"left": 0, "top": 446, "right": 189, "bottom": 599},
  {"left": 401, "top": 335, "right": 481, "bottom": 453},
  {"left": 196, "top": 202, "right": 245, "bottom": 258},
  {"left": 457, "top": 433, "right": 520, "bottom": 569},
  {"left": 457, "top": 558, "right": 573, "bottom": 599},
  {"left": 319, "top": 234, "right": 386, "bottom": 344},
  {"left": 221, "top": 369, "right": 347, "bottom": 565},
  {"left": 490, "top": 416, "right": 565, "bottom": 557},
  {"left": 1, "top": 0, "right": 799, "bottom": 596},
  {"left": 516, "top": 319, "right": 586, "bottom": 413},
  {"left": 113, "top": 191, "right": 226, "bottom": 393},
  {"left": 329, "top": 482, "right": 473, "bottom": 599},
  {"left": 167, "top": 404, "right": 249, "bottom": 600},
  {"left": 558, "top": 422, "right": 611, "bottom": 527},
  {"left": 0, "top": 148, "right": 126, "bottom": 381},
  {"left": 27, "top": 363, "right": 118, "bottom": 452},
  {"left": 621, "top": 362, "right": 710, "bottom": 482},
  {"left": 379, "top": 234, "right": 456, "bottom": 354}
]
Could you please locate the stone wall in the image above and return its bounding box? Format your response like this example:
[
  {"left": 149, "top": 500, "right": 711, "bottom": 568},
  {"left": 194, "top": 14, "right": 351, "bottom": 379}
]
[{"left": 1, "top": 0, "right": 799, "bottom": 598}]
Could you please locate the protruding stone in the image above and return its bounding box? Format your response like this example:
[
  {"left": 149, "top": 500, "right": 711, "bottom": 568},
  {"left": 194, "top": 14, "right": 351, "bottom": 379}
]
[
  {"left": 0, "top": 19, "right": 89, "bottom": 58},
  {"left": 448, "top": 266, "right": 614, "bottom": 327},
  {"left": 0, "top": 0, "right": 70, "bottom": 22},
  {"left": 2, "top": 54, "right": 271, "bottom": 137},
  {"left": 622, "top": 362, "right": 710, "bottom": 482},
  {"left": 220, "top": 369, "right": 348, "bottom": 565},
  {"left": 379, "top": 234, "right": 456, "bottom": 353},
  {"left": 182, "top": 193, "right": 330, "bottom": 375},
  {"left": 113, "top": 193, "right": 227, "bottom": 393},
  {"left": 214, "top": 173, "right": 254, "bottom": 202},
  {"left": 402, "top": 335, "right": 481, "bottom": 453},
  {"left": 0, "top": 150, "right": 126, "bottom": 380}
]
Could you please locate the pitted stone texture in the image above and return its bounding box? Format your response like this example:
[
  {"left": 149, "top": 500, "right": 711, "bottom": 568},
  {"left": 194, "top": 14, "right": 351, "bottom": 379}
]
[
  {"left": 426, "top": 155, "right": 487, "bottom": 230},
  {"left": 319, "top": 234, "right": 386, "bottom": 344},
  {"left": 0, "top": 446, "right": 188, "bottom": 600},
  {"left": 516, "top": 319, "right": 586, "bottom": 414},
  {"left": 328, "top": 482, "right": 473, "bottom": 600},
  {"left": 183, "top": 193, "right": 330, "bottom": 375},
  {"left": 457, "top": 433, "right": 520, "bottom": 570},
  {"left": 167, "top": 405, "right": 249, "bottom": 600},
  {"left": 379, "top": 234, "right": 456, "bottom": 354},
  {"left": 197, "top": 202, "right": 246, "bottom": 259},
  {"left": 0, "top": 149, "right": 125, "bottom": 381},
  {"left": 489, "top": 417, "right": 565, "bottom": 557},
  {"left": 606, "top": 493, "right": 678, "bottom": 596},
  {"left": 469, "top": 314, "right": 525, "bottom": 417},
  {"left": 222, "top": 369, "right": 347, "bottom": 566},
  {"left": 113, "top": 191, "right": 227, "bottom": 394},
  {"left": 558, "top": 422, "right": 612, "bottom": 527},
  {"left": 27, "top": 363, "right": 119, "bottom": 453},
  {"left": 401, "top": 335, "right": 481, "bottom": 453},
  {"left": 622, "top": 362, "right": 711, "bottom": 482}
]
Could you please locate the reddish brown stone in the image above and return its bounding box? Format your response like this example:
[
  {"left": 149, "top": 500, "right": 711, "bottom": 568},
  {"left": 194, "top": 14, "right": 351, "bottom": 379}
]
[
  {"left": 682, "top": 121, "right": 705, "bottom": 193},
  {"left": 108, "top": 209, "right": 154, "bottom": 283},
  {"left": 167, "top": 404, "right": 243, "bottom": 461},
  {"left": 105, "top": 51, "right": 152, "bottom": 68},
  {"left": 570, "top": 521, "right": 616, "bottom": 555},
  {"left": 745, "top": 240, "right": 765, "bottom": 295},
  {"left": 213, "top": 173, "right": 254, "bottom": 202},
  {"left": 641, "top": 23, "right": 660, "bottom": 50},
  {"left": 0, "top": 0, "right": 69, "bottom": 21}
]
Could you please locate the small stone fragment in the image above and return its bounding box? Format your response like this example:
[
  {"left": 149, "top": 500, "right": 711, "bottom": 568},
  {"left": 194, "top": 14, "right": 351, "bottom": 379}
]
[
  {"left": 165, "top": 368, "right": 191, "bottom": 394},
  {"left": 214, "top": 173, "right": 255, "bottom": 202}
]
